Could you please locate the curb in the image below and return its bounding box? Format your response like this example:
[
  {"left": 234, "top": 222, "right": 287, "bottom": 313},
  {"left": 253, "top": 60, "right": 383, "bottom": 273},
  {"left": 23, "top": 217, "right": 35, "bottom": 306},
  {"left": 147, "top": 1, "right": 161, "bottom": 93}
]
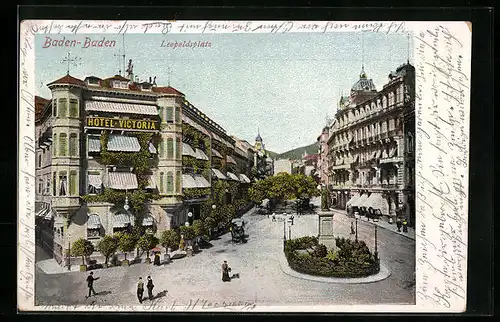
[{"left": 278, "top": 254, "right": 391, "bottom": 284}]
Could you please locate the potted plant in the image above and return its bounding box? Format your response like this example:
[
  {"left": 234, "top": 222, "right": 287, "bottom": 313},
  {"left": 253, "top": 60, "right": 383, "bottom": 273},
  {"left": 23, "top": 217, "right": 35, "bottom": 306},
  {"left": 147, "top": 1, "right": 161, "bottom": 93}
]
[
  {"left": 160, "top": 229, "right": 180, "bottom": 263},
  {"left": 180, "top": 225, "right": 195, "bottom": 256},
  {"left": 137, "top": 233, "right": 159, "bottom": 264},
  {"left": 192, "top": 219, "right": 204, "bottom": 251},
  {"left": 71, "top": 238, "right": 94, "bottom": 272},
  {"left": 118, "top": 233, "right": 137, "bottom": 266},
  {"left": 97, "top": 235, "right": 118, "bottom": 268}
]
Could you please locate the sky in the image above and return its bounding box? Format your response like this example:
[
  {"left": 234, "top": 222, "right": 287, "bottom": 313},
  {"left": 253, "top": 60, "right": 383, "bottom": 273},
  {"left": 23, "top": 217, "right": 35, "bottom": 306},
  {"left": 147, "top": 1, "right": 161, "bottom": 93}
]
[{"left": 35, "top": 31, "right": 412, "bottom": 154}]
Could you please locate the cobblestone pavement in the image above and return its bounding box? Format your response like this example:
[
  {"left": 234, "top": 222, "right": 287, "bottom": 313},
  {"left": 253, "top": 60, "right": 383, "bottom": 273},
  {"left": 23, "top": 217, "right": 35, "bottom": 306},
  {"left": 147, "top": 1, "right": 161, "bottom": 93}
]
[{"left": 35, "top": 205, "right": 415, "bottom": 307}]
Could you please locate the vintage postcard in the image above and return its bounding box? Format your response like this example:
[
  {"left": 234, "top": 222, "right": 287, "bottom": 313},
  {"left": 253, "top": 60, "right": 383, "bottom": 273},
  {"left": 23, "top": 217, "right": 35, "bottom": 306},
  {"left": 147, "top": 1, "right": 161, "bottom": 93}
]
[{"left": 18, "top": 20, "right": 471, "bottom": 312}]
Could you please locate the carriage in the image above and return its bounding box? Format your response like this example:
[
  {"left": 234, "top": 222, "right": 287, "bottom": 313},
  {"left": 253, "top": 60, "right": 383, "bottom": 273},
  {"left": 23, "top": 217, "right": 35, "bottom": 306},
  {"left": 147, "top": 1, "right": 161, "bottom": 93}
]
[{"left": 230, "top": 218, "right": 247, "bottom": 243}]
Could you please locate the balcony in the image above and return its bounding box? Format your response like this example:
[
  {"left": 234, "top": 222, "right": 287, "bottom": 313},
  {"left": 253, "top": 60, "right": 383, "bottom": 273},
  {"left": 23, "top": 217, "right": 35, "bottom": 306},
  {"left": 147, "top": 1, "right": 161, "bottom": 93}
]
[
  {"left": 52, "top": 196, "right": 81, "bottom": 212},
  {"left": 379, "top": 156, "right": 404, "bottom": 164}
]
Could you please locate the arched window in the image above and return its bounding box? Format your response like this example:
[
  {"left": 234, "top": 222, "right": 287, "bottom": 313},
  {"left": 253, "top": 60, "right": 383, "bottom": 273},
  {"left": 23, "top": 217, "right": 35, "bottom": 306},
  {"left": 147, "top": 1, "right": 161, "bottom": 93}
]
[
  {"left": 167, "top": 171, "right": 174, "bottom": 192},
  {"left": 175, "top": 170, "right": 181, "bottom": 192},
  {"left": 166, "top": 107, "right": 174, "bottom": 123},
  {"left": 52, "top": 172, "right": 57, "bottom": 196},
  {"left": 174, "top": 106, "right": 180, "bottom": 124},
  {"left": 69, "top": 133, "right": 78, "bottom": 156},
  {"left": 158, "top": 139, "right": 164, "bottom": 158},
  {"left": 59, "top": 133, "right": 67, "bottom": 156},
  {"left": 389, "top": 118, "right": 395, "bottom": 131},
  {"left": 58, "top": 98, "right": 67, "bottom": 118},
  {"left": 166, "top": 138, "right": 174, "bottom": 159},
  {"left": 59, "top": 171, "right": 67, "bottom": 196},
  {"left": 52, "top": 100, "right": 57, "bottom": 117},
  {"left": 159, "top": 172, "right": 164, "bottom": 193},
  {"left": 69, "top": 99, "right": 78, "bottom": 118},
  {"left": 53, "top": 133, "right": 57, "bottom": 156},
  {"left": 176, "top": 138, "right": 182, "bottom": 159},
  {"left": 69, "top": 170, "right": 77, "bottom": 195}
]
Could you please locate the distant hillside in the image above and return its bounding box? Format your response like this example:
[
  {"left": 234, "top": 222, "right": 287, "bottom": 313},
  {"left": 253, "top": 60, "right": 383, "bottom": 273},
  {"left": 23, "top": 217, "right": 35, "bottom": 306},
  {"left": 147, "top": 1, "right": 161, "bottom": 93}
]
[
  {"left": 276, "top": 143, "right": 318, "bottom": 160},
  {"left": 266, "top": 150, "right": 279, "bottom": 159}
]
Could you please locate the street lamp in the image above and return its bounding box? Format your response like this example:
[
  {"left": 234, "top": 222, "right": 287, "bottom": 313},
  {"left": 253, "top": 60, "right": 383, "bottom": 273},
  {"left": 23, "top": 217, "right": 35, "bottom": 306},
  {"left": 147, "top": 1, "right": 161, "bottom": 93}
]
[
  {"left": 374, "top": 225, "right": 378, "bottom": 259},
  {"left": 355, "top": 217, "right": 358, "bottom": 243},
  {"left": 187, "top": 211, "right": 193, "bottom": 225}
]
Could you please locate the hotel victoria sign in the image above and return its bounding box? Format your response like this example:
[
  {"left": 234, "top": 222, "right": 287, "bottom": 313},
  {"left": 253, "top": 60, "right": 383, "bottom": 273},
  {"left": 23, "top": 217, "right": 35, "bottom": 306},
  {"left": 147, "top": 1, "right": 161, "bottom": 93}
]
[{"left": 86, "top": 116, "right": 160, "bottom": 131}]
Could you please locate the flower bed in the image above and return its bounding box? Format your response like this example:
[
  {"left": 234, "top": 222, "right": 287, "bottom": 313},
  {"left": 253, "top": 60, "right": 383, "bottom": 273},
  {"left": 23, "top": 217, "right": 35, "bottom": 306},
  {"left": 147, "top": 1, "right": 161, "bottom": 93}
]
[{"left": 284, "top": 236, "right": 380, "bottom": 278}]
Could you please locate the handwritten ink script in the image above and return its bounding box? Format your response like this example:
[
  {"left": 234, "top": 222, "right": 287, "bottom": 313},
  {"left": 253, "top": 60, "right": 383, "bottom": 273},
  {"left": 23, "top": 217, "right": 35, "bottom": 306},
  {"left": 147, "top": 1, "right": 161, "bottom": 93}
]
[
  {"left": 30, "top": 20, "right": 406, "bottom": 35},
  {"left": 414, "top": 23, "right": 470, "bottom": 312},
  {"left": 18, "top": 21, "right": 37, "bottom": 310}
]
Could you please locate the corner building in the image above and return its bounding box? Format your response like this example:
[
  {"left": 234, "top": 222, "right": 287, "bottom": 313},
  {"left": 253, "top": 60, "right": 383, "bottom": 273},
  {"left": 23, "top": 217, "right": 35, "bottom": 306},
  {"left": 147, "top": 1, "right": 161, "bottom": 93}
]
[{"left": 327, "top": 64, "right": 415, "bottom": 226}]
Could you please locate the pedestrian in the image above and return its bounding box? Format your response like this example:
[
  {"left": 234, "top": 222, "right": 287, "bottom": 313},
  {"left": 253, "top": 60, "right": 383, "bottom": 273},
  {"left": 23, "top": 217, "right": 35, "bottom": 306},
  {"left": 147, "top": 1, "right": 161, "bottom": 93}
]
[
  {"left": 290, "top": 215, "right": 294, "bottom": 225},
  {"left": 402, "top": 219, "right": 408, "bottom": 233},
  {"left": 146, "top": 276, "right": 155, "bottom": 300},
  {"left": 154, "top": 252, "right": 161, "bottom": 266},
  {"left": 272, "top": 213, "right": 276, "bottom": 222},
  {"left": 222, "top": 260, "right": 231, "bottom": 282},
  {"left": 137, "top": 277, "right": 144, "bottom": 303},
  {"left": 85, "top": 272, "right": 99, "bottom": 298},
  {"left": 350, "top": 222, "right": 355, "bottom": 234},
  {"left": 396, "top": 217, "right": 402, "bottom": 232}
]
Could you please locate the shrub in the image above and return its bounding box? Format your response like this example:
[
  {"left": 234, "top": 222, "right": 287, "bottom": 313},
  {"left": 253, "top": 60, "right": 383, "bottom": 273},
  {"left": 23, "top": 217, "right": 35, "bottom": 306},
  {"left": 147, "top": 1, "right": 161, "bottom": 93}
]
[
  {"left": 313, "top": 244, "right": 328, "bottom": 258},
  {"left": 71, "top": 238, "right": 94, "bottom": 266},
  {"left": 118, "top": 233, "right": 137, "bottom": 261},
  {"left": 192, "top": 219, "right": 204, "bottom": 238},
  {"left": 97, "top": 235, "right": 118, "bottom": 265},
  {"left": 160, "top": 230, "right": 180, "bottom": 252},
  {"left": 180, "top": 225, "right": 195, "bottom": 240}
]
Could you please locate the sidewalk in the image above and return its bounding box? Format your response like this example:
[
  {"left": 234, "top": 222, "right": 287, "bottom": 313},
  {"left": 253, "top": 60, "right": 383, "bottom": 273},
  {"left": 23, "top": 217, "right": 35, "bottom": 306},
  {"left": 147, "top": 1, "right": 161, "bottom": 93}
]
[{"left": 330, "top": 209, "right": 415, "bottom": 241}]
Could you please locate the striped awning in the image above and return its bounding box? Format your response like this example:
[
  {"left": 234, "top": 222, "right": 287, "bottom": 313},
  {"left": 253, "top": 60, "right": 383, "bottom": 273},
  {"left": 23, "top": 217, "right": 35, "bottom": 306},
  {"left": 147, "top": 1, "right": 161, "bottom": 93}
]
[
  {"left": 44, "top": 209, "right": 55, "bottom": 221},
  {"left": 212, "top": 168, "right": 227, "bottom": 180},
  {"left": 376, "top": 149, "right": 382, "bottom": 159},
  {"left": 212, "top": 148, "right": 222, "bottom": 158},
  {"left": 239, "top": 174, "right": 251, "bottom": 183},
  {"left": 227, "top": 172, "right": 240, "bottom": 181},
  {"left": 36, "top": 202, "right": 50, "bottom": 217},
  {"left": 142, "top": 214, "right": 154, "bottom": 226},
  {"left": 226, "top": 155, "right": 237, "bottom": 165},
  {"left": 88, "top": 174, "right": 102, "bottom": 189},
  {"left": 193, "top": 175, "right": 211, "bottom": 188},
  {"left": 195, "top": 148, "right": 209, "bottom": 161},
  {"left": 88, "top": 136, "right": 101, "bottom": 152},
  {"left": 182, "top": 115, "right": 211, "bottom": 136},
  {"left": 182, "top": 174, "right": 197, "bottom": 189},
  {"left": 113, "top": 212, "right": 131, "bottom": 228},
  {"left": 389, "top": 146, "right": 397, "bottom": 157},
  {"left": 212, "top": 133, "right": 222, "bottom": 143},
  {"left": 85, "top": 100, "right": 158, "bottom": 116},
  {"left": 107, "top": 135, "right": 141, "bottom": 152},
  {"left": 108, "top": 172, "right": 138, "bottom": 190},
  {"left": 149, "top": 142, "right": 157, "bottom": 154},
  {"left": 182, "top": 143, "right": 197, "bottom": 158},
  {"left": 87, "top": 214, "right": 102, "bottom": 229},
  {"left": 145, "top": 174, "right": 156, "bottom": 189}
]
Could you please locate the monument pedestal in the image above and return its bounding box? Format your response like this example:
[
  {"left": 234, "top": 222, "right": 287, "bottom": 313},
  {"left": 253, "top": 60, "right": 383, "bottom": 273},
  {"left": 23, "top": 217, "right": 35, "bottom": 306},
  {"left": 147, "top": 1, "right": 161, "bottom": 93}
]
[{"left": 317, "top": 211, "right": 335, "bottom": 250}]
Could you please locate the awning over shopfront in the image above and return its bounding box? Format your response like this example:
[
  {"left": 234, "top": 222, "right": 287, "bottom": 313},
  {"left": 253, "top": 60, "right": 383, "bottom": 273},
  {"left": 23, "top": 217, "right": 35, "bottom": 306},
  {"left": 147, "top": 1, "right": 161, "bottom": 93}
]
[
  {"left": 113, "top": 212, "right": 131, "bottom": 228},
  {"left": 142, "top": 214, "right": 154, "bottom": 226},
  {"left": 149, "top": 142, "right": 157, "bottom": 154},
  {"left": 352, "top": 193, "right": 369, "bottom": 207},
  {"left": 145, "top": 175, "right": 157, "bottom": 189},
  {"left": 88, "top": 174, "right": 103, "bottom": 189},
  {"left": 226, "top": 172, "right": 240, "bottom": 181},
  {"left": 195, "top": 148, "right": 209, "bottom": 161},
  {"left": 212, "top": 168, "right": 227, "bottom": 180},
  {"left": 346, "top": 195, "right": 359, "bottom": 207},
  {"left": 87, "top": 214, "right": 102, "bottom": 229},
  {"left": 239, "top": 174, "right": 251, "bottom": 183},
  {"left": 36, "top": 201, "right": 50, "bottom": 218},
  {"left": 85, "top": 100, "right": 158, "bottom": 115},
  {"left": 212, "top": 148, "right": 222, "bottom": 158},
  {"left": 376, "top": 149, "right": 382, "bottom": 159},
  {"left": 107, "top": 135, "right": 141, "bottom": 152},
  {"left": 107, "top": 172, "right": 138, "bottom": 190},
  {"left": 88, "top": 136, "right": 101, "bottom": 152},
  {"left": 44, "top": 208, "right": 56, "bottom": 221},
  {"left": 369, "top": 193, "right": 389, "bottom": 215},
  {"left": 193, "top": 175, "right": 211, "bottom": 188},
  {"left": 182, "top": 174, "right": 198, "bottom": 189},
  {"left": 182, "top": 143, "right": 197, "bottom": 158},
  {"left": 389, "top": 146, "right": 397, "bottom": 157},
  {"left": 182, "top": 115, "right": 211, "bottom": 136},
  {"left": 226, "top": 156, "right": 237, "bottom": 165}
]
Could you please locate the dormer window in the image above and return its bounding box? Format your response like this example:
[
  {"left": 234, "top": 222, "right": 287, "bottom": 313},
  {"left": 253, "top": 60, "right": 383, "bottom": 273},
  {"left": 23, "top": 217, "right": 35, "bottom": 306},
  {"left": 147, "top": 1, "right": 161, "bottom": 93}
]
[
  {"left": 87, "top": 78, "right": 100, "bottom": 86},
  {"left": 112, "top": 81, "right": 129, "bottom": 89}
]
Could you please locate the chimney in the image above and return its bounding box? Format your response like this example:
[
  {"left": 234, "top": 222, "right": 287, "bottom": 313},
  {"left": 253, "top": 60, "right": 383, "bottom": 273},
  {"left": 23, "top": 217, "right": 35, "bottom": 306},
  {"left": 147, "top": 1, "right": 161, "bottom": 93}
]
[{"left": 149, "top": 76, "right": 152, "bottom": 84}]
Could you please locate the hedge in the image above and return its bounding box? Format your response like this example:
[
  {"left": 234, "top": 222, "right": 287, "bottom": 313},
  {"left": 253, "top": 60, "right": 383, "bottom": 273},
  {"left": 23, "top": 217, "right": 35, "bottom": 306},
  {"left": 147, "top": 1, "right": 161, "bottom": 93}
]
[{"left": 284, "top": 236, "right": 380, "bottom": 278}]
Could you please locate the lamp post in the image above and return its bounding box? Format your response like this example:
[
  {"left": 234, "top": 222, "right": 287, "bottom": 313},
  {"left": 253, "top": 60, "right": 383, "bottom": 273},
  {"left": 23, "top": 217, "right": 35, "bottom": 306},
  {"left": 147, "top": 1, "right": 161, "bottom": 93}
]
[
  {"left": 288, "top": 225, "right": 291, "bottom": 240},
  {"left": 187, "top": 211, "right": 193, "bottom": 225},
  {"left": 355, "top": 217, "right": 358, "bottom": 243},
  {"left": 67, "top": 228, "right": 71, "bottom": 271},
  {"left": 374, "top": 225, "right": 378, "bottom": 259}
]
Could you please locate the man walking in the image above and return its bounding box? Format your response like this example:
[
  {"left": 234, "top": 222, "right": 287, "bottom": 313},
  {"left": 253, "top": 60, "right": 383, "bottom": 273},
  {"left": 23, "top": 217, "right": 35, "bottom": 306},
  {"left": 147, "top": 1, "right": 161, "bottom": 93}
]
[
  {"left": 146, "top": 276, "right": 155, "bottom": 300},
  {"left": 137, "top": 277, "right": 144, "bottom": 303},
  {"left": 85, "top": 272, "right": 99, "bottom": 299}
]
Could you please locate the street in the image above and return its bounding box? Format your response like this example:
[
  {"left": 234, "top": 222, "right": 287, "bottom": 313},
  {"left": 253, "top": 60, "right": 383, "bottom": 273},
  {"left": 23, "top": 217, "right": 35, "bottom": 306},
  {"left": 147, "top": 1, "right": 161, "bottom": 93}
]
[{"left": 35, "top": 206, "right": 415, "bottom": 307}]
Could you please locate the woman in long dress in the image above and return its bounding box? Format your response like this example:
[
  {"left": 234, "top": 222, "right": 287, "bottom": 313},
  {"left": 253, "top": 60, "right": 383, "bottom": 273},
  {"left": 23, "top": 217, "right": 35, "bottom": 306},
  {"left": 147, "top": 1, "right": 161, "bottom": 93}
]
[{"left": 222, "top": 261, "right": 231, "bottom": 282}]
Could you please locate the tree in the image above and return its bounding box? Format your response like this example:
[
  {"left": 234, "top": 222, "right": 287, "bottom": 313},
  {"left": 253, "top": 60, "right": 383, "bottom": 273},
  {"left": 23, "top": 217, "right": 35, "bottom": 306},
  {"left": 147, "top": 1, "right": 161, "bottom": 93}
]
[
  {"left": 137, "top": 234, "right": 159, "bottom": 262},
  {"left": 192, "top": 219, "right": 204, "bottom": 238},
  {"left": 71, "top": 238, "right": 94, "bottom": 266},
  {"left": 118, "top": 233, "right": 137, "bottom": 261},
  {"left": 203, "top": 216, "right": 216, "bottom": 239},
  {"left": 97, "top": 235, "right": 118, "bottom": 265},
  {"left": 160, "top": 229, "right": 180, "bottom": 252},
  {"left": 180, "top": 225, "right": 195, "bottom": 240}
]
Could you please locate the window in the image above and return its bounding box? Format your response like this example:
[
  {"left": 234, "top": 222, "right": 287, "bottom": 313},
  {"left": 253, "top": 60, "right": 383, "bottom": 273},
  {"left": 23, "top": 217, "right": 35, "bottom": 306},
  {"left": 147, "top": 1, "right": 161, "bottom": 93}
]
[
  {"left": 175, "top": 170, "right": 181, "bottom": 192},
  {"left": 69, "top": 133, "right": 78, "bottom": 157},
  {"left": 87, "top": 171, "right": 101, "bottom": 194},
  {"left": 174, "top": 106, "right": 180, "bottom": 123},
  {"left": 53, "top": 172, "right": 57, "bottom": 196},
  {"left": 159, "top": 107, "right": 164, "bottom": 121},
  {"left": 176, "top": 138, "right": 182, "bottom": 159},
  {"left": 38, "top": 179, "right": 43, "bottom": 194},
  {"left": 38, "top": 154, "right": 42, "bottom": 168},
  {"left": 45, "top": 175, "right": 50, "bottom": 194},
  {"left": 87, "top": 228, "right": 100, "bottom": 239},
  {"left": 69, "top": 99, "right": 78, "bottom": 118},
  {"left": 58, "top": 98, "right": 67, "bottom": 118},
  {"left": 158, "top": 139, "right": 164, "bottom": 158},
  {"left": 59, "top": 133, "right": 67, "bottom": 156},
  {"left": 53, "top": 134, "right": 57, "bottom": 156},
  {"left": 166, "top": 138, "right": 174, "bottom": 159},
  {"left": 389, "top": 119, "right": 395, "bottom": 131},
  {"left": 52, "top": 100, "right": 57, "bottom": 117},
  {"left": 69, "top": 171, "right": 77, "bottom": 195},
  {"left": 166, "top": 107, "right": 174, "bottom": 123},
  {"left": 159, "top": 172, "right": 164, "bottom": 193},
  {"left": 59, "top": 171, "right": 67, "bottom": 196},
  {"left": 383, "top": 96, "right": 387, "bottom": 108},
  {"left": 167, "top": 172, "right": 174, "bottom": 193}
]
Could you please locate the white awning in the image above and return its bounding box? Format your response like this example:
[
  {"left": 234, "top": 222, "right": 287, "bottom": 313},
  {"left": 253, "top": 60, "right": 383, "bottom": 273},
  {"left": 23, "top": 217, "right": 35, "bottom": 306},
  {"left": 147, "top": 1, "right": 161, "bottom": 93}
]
[
  {"left": 88, "top": 174, "right": 103, "bottom": 189},
  {"left": 212, "top": 168, "right": 227, "bottom": 180},
  {"left": 145, "top": 174, "right": 156, "bottom": 189},
  {"left": 239, "top": 174, "right": 251, "bottom": 183},
  {"left": 113, "top": 212, "right": 131, "bottom": 228},
  {"left": 182, "top": 115, "right": 211, "bottom": 136},
  {"left": 182, "top": 143, "right": 197, "bottom": 158},
  {"left": 149, "top": 142, "right": 157, "bottom": 154},
  {"left": 212, "top": 148, "right": 222, "bottom": 158},
  {"left": 107, "top": 135, "right": 141, "bottom": 152},
  {"left": 108, "top": 172, "right": 138, "bottom": 190},
  {"left": 44, "top": 209, "right": 55, "bottom": 221},
  {"left": 142, "top": 214, "right": 154, "bottom": 226},
  {"left": 182, "top": 174, "right": 197, "bottom": 189},
  {"left": 195, "top": 148, "right": 209, "bottom": 161},
  {"left": 87, "top": 214, "right": 102, "bottom": 229},
  {"left": 212, "top": 133, "right": 222, "bottom": 143},
  {"left": 85, "top": 100, "right": 158, "bottom": 116},
  {"left": 346, "top": 195, "right": 359, "bottom": 207},
  {"left": 226, "top": 155, "right": 237, "bottom": 165},
  {"left": 193, "top": 175, "right": 211, "bottom": 188},
  {"left": 389, "top": 146, "right": 397, "bottom": 157},
  {"left": 376, "top": 149, "right": 382, "bottom": 159},
  {"left": 88, "top": 136, "right": 101, "bottom": 152},
  {"left": 370, "top": 193, "right": 389, "bottom": 215},
  {"left": 226, "top": 172, "right": 240, "bottom": 181},
  {"left": 353, "top": 194, "right": 370, "bottom": 207}
]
